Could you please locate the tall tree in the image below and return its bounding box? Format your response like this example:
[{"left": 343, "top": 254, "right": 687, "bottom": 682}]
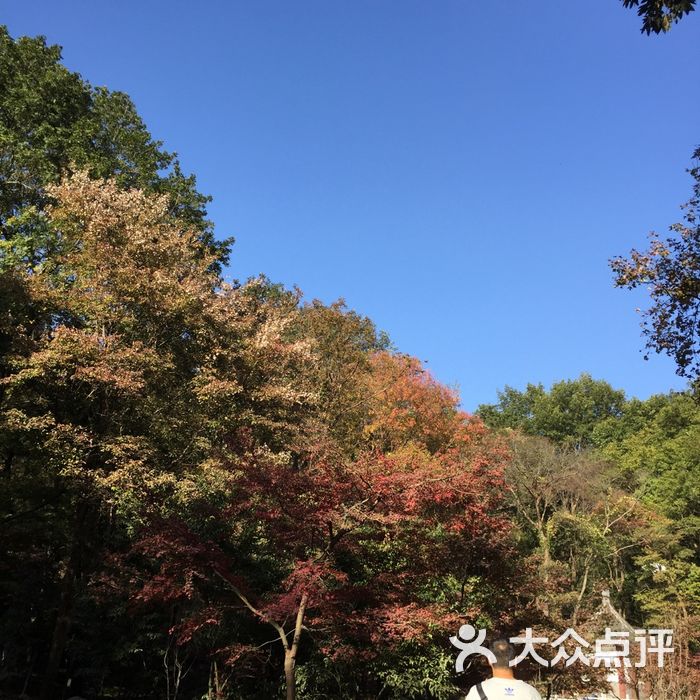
[
  {"left": 0, "top": 26, "right": 231, "bottom": 271},
  {"left": 127, "top": 419, "right": 514, "bottom": 700},
  {"left": 125, "top": 356, "right": 515, "bottom": 700},
  {"left": 0, "top": 172, "right": 308, "bottom": 698}
]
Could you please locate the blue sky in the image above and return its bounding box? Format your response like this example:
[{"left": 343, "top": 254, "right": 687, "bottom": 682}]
[{"left": 5, "top": 0, "right": 699, "bottom": 409}]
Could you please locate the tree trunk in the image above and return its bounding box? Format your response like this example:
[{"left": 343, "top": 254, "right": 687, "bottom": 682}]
[
  {"left": 223, "top": 573, "right": 306, "bottom": 700},
  {"left": 571, "top": 560, "right": 591, "bottom": 625},
  {"left": 40, "top": 502, "right": 89, "bottom": 700},
  {"left": 539, "top": 525, "right": 551, "bottom": 570},
  {"left": 283, "top": 593, "right": 308, "bottom": 700},
  {"left": 284, "top": 651, "right": 296, "bottom": 700},
  {"left": 536, "top": 527, "right": 551, "bottom": 615},
  {"left": 40, "top": 551, "right": 76, "bottom": 700}
]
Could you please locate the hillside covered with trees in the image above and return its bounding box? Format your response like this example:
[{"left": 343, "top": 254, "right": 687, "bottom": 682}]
[{"left": 0, "top": 18, "right": 698, "bottom": 700}]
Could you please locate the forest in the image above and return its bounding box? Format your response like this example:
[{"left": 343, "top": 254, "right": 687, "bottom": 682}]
[{"left": 0, "top": 8, "right": 699, "bottom": 700}]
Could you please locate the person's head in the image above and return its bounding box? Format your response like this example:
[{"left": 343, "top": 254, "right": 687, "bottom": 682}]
[{"left": 489, "top": 638, "right": 515, "bottom": 670}]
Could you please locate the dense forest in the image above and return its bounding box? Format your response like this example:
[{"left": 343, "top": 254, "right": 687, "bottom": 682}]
[{"left": 0, "top": 15, "right": 698, "bottom": 700}]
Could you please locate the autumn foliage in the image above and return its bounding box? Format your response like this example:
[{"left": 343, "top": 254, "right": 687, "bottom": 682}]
[
  {"left": 0, "top": 168, "right": 523, "bottom": 699},
  {"left": 1, "top": 27, "right": 698, "bottom": 700}
]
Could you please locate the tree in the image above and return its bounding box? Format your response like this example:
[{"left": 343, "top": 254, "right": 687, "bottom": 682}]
[
  {"left": 118, "top": 347, "right": 517, "bottom": 699},
  {"left": 364, "top": 352, "right": 477, "bottom": 455},
  {"left": 293, "top": 299, "right": 390, "bottom": 458},
  {"left": 611, "top": 148, "right": 700, "bottom": 382},
  {"left": 477, "top": 374, "right": 627, "bottom": 449},
  {"left": 0, "top": 26, "right": 231, "bottom": 271},
  {"left": 128, "top": 413, "right": 513, "bottom": 699},
  {"left": 0, "top": 172, "right": 310, "bottom": 698},
  {"left": 602, "top": 392, "right": 700, "bottom": 519},
  {"left": 621, "top": 0, "right": 696, "bottom": 33},
  {"left": 591, "top": 390, "right": 700, "bottom": 699},
  {"left": 0, "top": 172, "right": 529, "bottom": 699}
]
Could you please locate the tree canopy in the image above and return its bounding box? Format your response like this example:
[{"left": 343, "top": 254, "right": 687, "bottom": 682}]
[
  {"left": 0, "top": 22, "right": 698, "bottom": 700},
  {"left": 477, "top": 374, "right": 627, "bottom": 449},
  {"left": 621, "top": 0, "right": 696, "bottom": 33},
  {"left": 0, "top": 26, "right": 231, "bottom": 272}
]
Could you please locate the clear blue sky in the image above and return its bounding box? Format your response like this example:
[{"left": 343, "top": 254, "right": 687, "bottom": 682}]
[{"left": 5, "top": 0, "right": 699, "bottom": 409}]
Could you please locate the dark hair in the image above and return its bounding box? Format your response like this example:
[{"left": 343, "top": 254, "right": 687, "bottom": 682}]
[{"left": 490, "top": 638, "right": 515, "bottom": 669}]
